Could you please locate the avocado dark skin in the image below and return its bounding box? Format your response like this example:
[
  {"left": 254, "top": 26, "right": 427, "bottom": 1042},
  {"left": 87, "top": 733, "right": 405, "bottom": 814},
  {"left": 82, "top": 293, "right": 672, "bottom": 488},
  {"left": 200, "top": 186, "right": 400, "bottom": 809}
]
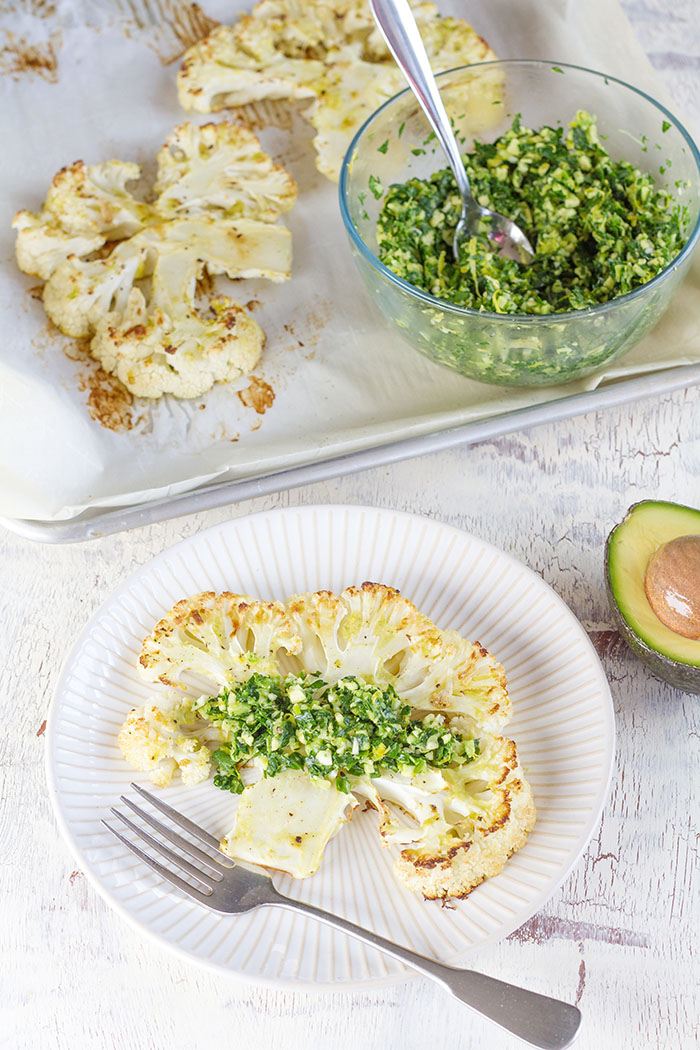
[{"left": 605, "top": 500, "right": 700, "bottom": 695}]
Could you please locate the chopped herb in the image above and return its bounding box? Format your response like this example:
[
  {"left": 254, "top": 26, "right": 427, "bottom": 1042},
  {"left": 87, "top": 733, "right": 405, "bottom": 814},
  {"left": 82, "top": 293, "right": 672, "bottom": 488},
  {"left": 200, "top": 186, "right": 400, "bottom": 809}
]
[
  {"left": 662, "top": 120, "right": 671, "bottom": 133},
  {"left": 411, "top": 147, "right": 426, "bottom": 156},
  {"left": 368, "top": 173, "right": 383, "bottom": 199},
  {"left": 551, "top": 66, "right": 564, "bottom": 74},
  {"left": 376, "top": 110, "right": 685, "bottom": 314},
  {"left": 204, "top": 672, "right": 480, "bottom": 794},
  {"left": 398, "top": 121, "right": 405, "bottom": 138},
  {"left": 378, "top": 139, "right": 389, "bottom": 154}
]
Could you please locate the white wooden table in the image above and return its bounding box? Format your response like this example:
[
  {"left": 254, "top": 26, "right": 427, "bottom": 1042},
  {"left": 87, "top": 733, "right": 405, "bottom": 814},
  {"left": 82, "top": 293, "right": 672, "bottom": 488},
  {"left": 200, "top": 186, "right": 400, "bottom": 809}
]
[{"left": 2, "top": 2, "right": 700, "bottom": 1048}]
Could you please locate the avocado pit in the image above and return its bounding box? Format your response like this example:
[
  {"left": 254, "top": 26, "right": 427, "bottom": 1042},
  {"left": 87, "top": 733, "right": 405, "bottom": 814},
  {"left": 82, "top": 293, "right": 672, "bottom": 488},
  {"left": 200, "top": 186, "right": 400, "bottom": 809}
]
[{"left": 644, "top": 535, "right": 700, "bottom": 639}]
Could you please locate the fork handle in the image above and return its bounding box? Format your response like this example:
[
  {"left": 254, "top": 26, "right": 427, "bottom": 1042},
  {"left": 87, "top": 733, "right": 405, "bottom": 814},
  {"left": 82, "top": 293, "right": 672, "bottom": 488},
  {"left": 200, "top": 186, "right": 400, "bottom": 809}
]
[{"left": 269, "top": 896, "right": 581, "bottom": 1049}]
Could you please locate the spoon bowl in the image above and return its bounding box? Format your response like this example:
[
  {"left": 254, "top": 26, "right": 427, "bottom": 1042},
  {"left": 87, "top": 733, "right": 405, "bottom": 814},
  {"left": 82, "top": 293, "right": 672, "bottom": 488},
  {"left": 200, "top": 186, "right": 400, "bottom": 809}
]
[{"left": 454, "top": 203, "right": 535, "bottom": 265}]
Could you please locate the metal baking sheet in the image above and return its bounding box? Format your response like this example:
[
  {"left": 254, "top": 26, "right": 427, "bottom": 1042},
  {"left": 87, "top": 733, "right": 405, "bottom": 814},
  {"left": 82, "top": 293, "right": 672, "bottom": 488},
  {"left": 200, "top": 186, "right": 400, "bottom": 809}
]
[{"left": 6, "top": 362, "right": 700, "bottom": 542}]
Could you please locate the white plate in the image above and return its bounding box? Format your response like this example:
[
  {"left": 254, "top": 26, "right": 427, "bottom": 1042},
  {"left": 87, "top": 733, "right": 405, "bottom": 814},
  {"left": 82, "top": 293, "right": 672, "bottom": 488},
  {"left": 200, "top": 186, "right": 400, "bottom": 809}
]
[{"left": 46, "top": 505, "right": 615, "bottom": 988}]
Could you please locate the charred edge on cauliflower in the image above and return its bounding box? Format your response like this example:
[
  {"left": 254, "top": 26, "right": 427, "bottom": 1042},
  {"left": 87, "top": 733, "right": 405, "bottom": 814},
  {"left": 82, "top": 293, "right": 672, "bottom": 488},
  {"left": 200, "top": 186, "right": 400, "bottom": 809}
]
[{"left": 392, "top": 763, "right": 536, "bottom": 900}]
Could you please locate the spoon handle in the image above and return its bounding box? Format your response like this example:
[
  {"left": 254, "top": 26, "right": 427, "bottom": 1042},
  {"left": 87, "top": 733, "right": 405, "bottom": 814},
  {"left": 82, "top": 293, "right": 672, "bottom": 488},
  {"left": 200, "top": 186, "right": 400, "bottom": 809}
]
[{"left": 368, "top": 0, "right": 473, "bottom": 204}]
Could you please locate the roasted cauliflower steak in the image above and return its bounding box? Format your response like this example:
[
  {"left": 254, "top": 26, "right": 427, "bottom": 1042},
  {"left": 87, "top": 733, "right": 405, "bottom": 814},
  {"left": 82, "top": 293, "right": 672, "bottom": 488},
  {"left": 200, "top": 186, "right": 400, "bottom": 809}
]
[
  {"left": 13, "top": 121, "right": 297, "bottom": 399},
  {"left": 124, "top": 582, "right": 533, "bottom": 898},
  {"left": 177, "top": 0, "right": 497, "bottom": 180}
]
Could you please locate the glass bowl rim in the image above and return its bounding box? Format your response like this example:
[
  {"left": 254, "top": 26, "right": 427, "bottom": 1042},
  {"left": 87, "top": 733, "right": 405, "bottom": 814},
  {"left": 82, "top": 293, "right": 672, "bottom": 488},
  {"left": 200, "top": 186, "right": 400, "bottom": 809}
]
[{"left": 338, "top": 58, "right": 700, "bottom": 325}]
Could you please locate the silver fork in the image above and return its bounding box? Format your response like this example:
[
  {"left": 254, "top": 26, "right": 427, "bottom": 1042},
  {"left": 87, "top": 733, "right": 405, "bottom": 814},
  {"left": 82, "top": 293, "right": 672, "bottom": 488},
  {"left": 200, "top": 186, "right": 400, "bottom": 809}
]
[{"left": 104, "top": 784, "right": 581, "bottom": 1050}]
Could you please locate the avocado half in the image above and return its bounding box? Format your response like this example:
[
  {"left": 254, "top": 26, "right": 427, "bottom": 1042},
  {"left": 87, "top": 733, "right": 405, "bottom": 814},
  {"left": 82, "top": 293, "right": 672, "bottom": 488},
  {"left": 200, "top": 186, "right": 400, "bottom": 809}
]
[{"left": 605, "top": 500, "right": 700, "bottom": 694}]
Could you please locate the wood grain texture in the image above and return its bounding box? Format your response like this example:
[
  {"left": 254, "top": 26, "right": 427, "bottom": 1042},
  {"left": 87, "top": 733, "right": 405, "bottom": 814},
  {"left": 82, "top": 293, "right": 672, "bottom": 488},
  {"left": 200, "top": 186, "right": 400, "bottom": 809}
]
[{"left": 2, "top": 2, "right": 700, "bottom": 1049}]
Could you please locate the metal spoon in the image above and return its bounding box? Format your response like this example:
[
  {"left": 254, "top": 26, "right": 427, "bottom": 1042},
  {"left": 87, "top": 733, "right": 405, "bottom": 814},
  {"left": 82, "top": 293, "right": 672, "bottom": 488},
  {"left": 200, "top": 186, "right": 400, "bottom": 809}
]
[{"left": 368, "top": 0, "right": 535, "bottom": 264}]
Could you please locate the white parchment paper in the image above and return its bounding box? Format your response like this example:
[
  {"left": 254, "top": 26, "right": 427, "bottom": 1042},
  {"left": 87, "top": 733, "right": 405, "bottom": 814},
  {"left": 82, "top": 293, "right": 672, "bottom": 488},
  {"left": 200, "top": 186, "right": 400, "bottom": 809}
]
[{"left": 0, "top": 0, "right": 698, "bottom": 522}]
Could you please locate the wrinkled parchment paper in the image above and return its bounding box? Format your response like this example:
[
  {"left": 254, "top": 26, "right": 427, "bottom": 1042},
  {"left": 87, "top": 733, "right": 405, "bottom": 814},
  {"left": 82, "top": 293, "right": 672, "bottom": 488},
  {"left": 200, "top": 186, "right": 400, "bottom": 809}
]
[{"left": 1, "top": 0, "right": 698, "bottom": 522}]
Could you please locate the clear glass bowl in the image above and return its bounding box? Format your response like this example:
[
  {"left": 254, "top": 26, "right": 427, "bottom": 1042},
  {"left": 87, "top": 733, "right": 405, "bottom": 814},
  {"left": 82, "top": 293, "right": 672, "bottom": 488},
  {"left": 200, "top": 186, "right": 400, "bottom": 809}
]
[{"left": 339, "top": 60, "right": 700, "bottom": 387}]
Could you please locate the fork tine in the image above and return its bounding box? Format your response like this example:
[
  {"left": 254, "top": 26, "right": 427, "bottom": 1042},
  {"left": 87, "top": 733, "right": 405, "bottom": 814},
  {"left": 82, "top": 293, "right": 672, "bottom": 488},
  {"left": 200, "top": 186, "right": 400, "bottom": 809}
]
[
  {"left": 130, "top": 782, "right": 225, "bottom": 854},
  {"left": 110, "top": 809, "right": 219, "bottom": 889},
  {"left": 102, "top": 820, "right": 213, "bottom": 904},
  {"left": 119, "top": 796, "right": 231, "bottom": 875}
]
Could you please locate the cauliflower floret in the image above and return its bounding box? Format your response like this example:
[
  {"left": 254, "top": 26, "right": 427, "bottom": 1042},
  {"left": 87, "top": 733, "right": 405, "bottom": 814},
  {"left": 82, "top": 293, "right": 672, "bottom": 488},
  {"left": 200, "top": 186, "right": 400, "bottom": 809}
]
[
  {"left": 177, "top": 23, "right": 323, "bottom": 113},
  {"left": 154, "top": 122, "right": 297, "bottom": 222},
  {"left": 410, "top": 629, "right": 511, "bottom": 728},
  {"left": 139, "top": 591, "right": 302, "bottom": 688},
  {"left": 232, "top": 0, "right": 436, "bottom": 65},
  {"left": 92, "top": 291, "right": 263, "bottom": 400},
  {"left": 117, "top": 696, "right": 211, "bottom": 787},
  {"left": 356, "top": 733, "right": 535, "bottom": 899},
  {"left": 44, "top": 160, "right": 153, "bottom": 239},
  {"left": 43, "top": 214, "right": 290, "bottom": 394},
  {"left": 308, "top": 18, "right": 498, "bottom": 180},
  {"left": 285, "top": 583, "right": 430, "bottom": 683},
  {"left": 13, "top": 161, "right": 149, "bottom": 282},
  {"left": 235, "top": 0, "right": 377, "bottom": 60},
  {"left": 12, "top": 210, "right": 105, "bottom": 281},
  {"left": 42, "top": 239, "right": 148, "bottom": 338},
  {"left": 286, "top": 583, "right": 510, "bottom": 728},
  {"left": 91, "top": 247, "right": 264, "bottom": 399},
  {"left": 419, "top": 16, "right": 496, "bottom": 72},
  {"left": 307, "top": 61, "right": 404, "bottom": 181}
]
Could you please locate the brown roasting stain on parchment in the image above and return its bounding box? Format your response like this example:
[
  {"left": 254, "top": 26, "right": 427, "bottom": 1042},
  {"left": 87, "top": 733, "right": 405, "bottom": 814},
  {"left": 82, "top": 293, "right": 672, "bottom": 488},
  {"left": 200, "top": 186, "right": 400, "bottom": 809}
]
[
  {"left": 28, "top": 313, "right": 139, "bottom": 431},
  {"left": 166, "top": 1, "right": 218, "bottom": 53},
  {"left": 237, "top": 376, "right": 275, "bottom": 415},
  {"left": 126, "top": 0, "right": 219, "bottom": 65},
  {"left": 60, "top": 338, "right": 138, "bottom": 432},
  {"left": 23, "top": 1, "right": 58, "bottom": 17},
  {"left": 0, "top": 29, "right": 60, "bottom": 81},
  {"left": 228, "top": 99, "right": 301, "bottom": 133},
  {"left": 76, "top": 362, "right": 139, "bottom": 432}
]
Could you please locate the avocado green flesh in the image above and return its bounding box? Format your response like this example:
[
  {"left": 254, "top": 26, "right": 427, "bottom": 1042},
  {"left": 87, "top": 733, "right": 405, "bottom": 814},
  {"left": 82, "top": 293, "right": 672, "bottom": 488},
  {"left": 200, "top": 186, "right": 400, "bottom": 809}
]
[{"left": 607, "top": 500, "right": 700, "bottom": 669}]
